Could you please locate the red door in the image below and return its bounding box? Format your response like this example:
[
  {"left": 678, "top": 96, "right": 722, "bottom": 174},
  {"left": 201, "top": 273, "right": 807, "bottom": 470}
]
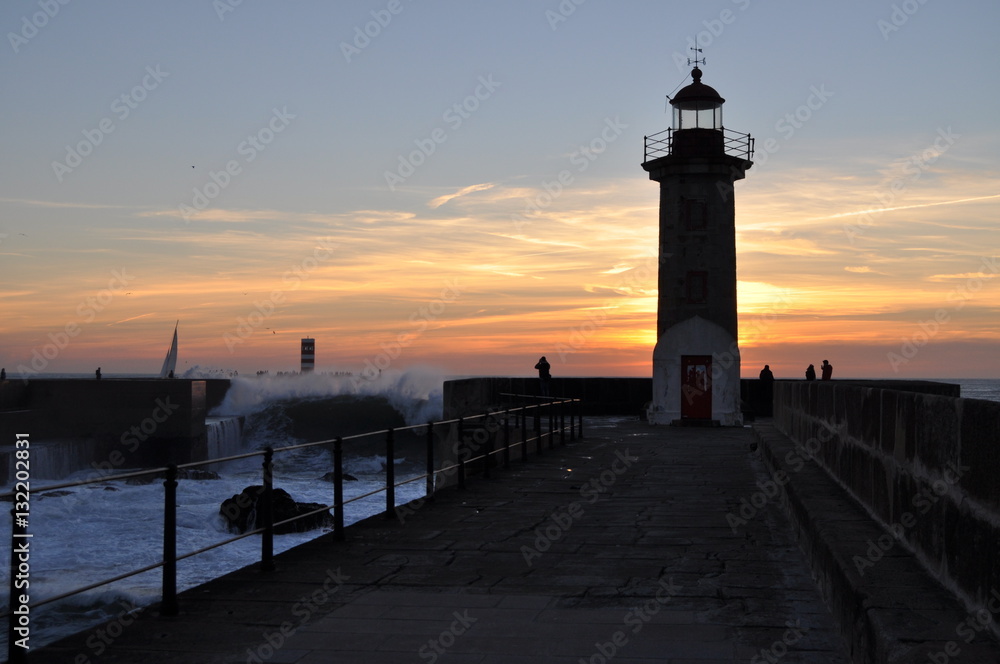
[{"left": 681, "top": 355, "right": 712, "bottom": 419}]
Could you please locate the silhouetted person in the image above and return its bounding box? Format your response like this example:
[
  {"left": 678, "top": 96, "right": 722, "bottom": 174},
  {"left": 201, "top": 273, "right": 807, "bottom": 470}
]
[
  {"left": 805, "top": 364, "right": 816, "bottom": 381},
  {"left": 0, "top": 368, "right": 5, "bottom": 380},
  {"left": 95, "top": 367, "right": 102, "bottom": 380},
  {"left": 821, "top": 359, "right": 833, "bottom": 381},
  {"left": 168, "top": 370, "right": 174, "bottom": 379},
  {"left": 534, "top": 356, "right": 551, "bottom": 397},
  {"left": 757, "top": 364, "right": 774, "bottom": 416}
]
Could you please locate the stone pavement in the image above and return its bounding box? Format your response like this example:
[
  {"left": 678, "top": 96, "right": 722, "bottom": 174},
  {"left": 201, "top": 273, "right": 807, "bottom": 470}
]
[{"left": 30, "top": 418, "right": 851, "bottom": 663}]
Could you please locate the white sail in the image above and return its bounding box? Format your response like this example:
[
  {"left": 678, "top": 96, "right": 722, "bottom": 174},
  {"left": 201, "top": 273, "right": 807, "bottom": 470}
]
[{"left": 159, "top": 321, "right": 178, "bottom": 378}]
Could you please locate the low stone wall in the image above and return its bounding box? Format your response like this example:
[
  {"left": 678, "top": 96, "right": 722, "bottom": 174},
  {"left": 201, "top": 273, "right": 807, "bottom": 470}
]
[
  {"left": 772, "top": 380, "right": 1000, "bottom": 625},
  {"left": 443, "top": 377, "right": 651, "bottom": 418}
]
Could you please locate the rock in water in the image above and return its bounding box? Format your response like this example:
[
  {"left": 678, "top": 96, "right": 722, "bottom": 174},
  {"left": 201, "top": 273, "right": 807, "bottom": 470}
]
[{"left": 220, "top": 485, "right": 332, "bottom": 534}]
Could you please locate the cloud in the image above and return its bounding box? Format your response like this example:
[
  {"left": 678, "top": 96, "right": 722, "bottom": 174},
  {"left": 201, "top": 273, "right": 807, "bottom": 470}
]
[{"left": 427, "top": 182, "right": 495, "bottom": 209}]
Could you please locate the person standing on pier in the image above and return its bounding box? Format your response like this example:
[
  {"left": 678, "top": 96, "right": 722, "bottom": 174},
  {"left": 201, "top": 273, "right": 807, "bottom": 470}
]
[
  {"left": 534, "top": 356, "right": 551, "bottom": 397},
  {"left": 821, "top": 360, "right": 833, "bottom": 380},
  {"left": 805, "top": 364, "right": 816, "bottom": 381},
  {"left": 96, "top": 367, "right": 102, "bottom": 380}
]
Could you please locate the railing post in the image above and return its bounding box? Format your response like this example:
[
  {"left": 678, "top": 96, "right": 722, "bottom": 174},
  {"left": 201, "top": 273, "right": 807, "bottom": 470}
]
[
  {"left": 385, "top": 428, "right": 395, "bottom": 518},
  {"left": 483, "top": 415, "right": 493, "bottom": 479},
  {"left": 549, "top": 401, "right": 556, "bottom": 450},
  {"left": 560, "top": 399, "right": 566, "bottom": 446},
  {"left": 578, "top": 399, "right": 584, "bottom": 438},
  {"left": 520, "top": 405, "right": 528, "bottom": 463},
  {"left": 333, "top": 437, "right": 345, "bottom": 542},
  {"left": 261, "top": 447, "right": 275, "bottom": 572},
  {"left": 161, "top": 464, "right": 179, "bottom": 616},
  {"left": 457, "top": 417, "right": 466, "bottom": 489},
  {"left": 425, "top": 422, "right": 435, "bottom": 501},
  {"left": 503, "top": 408, "right": 511, "bottom": 469}
]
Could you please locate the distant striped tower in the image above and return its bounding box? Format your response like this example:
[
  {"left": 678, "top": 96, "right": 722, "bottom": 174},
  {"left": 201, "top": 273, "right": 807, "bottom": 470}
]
[
  {"left": 641, "top": 62, "right": 753, "bottom": 426},
  {"left": 300, "top": 338, "right": 315, "bottom": 373}
]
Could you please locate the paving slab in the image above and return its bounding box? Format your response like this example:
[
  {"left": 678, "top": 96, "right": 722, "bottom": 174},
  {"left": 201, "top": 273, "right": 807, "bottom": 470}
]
[{"left": 28, "top": 417, "right": 850, "bottom": 663}]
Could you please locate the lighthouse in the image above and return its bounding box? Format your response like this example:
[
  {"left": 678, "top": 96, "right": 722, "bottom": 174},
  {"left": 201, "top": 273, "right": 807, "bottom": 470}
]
[
  {"left": 300, "top": 337, "right": 315, "bottom": 373},
  {"left": 642, "top": 64, "right": 753, "bottom": 426}
]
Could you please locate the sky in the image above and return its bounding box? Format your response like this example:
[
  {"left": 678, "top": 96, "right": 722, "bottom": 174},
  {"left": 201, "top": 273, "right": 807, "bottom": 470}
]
[{"left": 1, "top": 0, "right": 998, "bottom": 380}]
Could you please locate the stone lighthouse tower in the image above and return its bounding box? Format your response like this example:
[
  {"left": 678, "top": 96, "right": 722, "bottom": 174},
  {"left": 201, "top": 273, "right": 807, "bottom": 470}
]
[{"left": 642, "top": 65, "right": 753, "bottom": 426}]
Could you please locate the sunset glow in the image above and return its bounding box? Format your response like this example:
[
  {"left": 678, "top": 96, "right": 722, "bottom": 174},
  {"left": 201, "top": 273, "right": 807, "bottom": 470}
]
[{"left": 2, "top": 2, "right": 998, "bottom": 380}]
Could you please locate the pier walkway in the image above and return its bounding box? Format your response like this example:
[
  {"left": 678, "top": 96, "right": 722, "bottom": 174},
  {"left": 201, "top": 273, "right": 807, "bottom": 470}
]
[{"left": 32, "top": 418, "right": 855, "bottom": 663}]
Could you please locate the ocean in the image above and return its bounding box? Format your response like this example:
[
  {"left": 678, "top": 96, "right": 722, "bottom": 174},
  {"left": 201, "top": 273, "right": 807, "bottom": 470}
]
[
  {"left": 1, "top": 374, "right": 997, "bottom": 651},
  {"left": 0, "top": 369, "right": 443, "bottom": 652}
]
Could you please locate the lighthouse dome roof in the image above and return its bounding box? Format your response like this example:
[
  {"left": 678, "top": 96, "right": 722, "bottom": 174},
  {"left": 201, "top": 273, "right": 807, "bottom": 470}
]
[{"left": 671, "top": 67, "right": 724, "bottom": 107}]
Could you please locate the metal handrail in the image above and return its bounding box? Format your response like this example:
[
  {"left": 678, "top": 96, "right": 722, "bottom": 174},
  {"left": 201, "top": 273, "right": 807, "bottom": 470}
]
[
  {"left": 4, "top": 396, "right": 583, "bottom": 661},
  {"left": 643, "top": 127, "right": 754, "bottom": 162}
]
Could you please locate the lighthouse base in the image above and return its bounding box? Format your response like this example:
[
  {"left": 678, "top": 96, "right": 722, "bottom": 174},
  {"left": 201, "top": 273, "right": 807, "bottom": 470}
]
[{"left": 646, "top": 316, "right": 742, "bottom": 427}]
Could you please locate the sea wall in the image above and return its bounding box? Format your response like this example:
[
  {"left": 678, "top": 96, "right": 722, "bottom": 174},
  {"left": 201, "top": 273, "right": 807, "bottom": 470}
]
[
  {"left": 443, "top": 377, "right": 652, "bottom": 418},
  {"left": 0, "top": 379, "right": 216, "bottom": 479},
  {"left": 772, "top": 380, "right": 999, "bottom": 618}
]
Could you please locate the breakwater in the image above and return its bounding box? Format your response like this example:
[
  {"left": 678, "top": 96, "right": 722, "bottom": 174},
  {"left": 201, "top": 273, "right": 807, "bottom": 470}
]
[
  {"left": 768, "top": 379, "right": 999, "bottom": 644},
  {"left": 0, "top": 378, "right": 231, "bottom": 480}
]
